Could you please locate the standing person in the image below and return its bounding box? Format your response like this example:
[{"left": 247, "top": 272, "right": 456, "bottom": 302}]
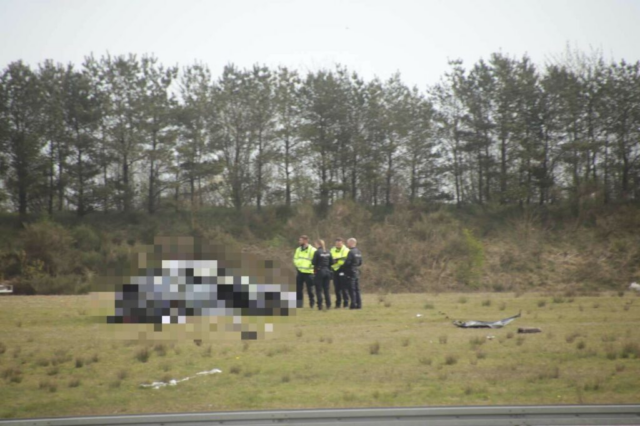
[
  {"left": 344, "top": 238, "right": 363, "bottom": 309},
  {"left": 293, "top": 235, "right": 317, "bottom": 308},
  {"left": 312, "top": 239, "right": 332, "bottom": 310},
  {"left": 330, "top": 238, "right": 350, "bottom": 308}
]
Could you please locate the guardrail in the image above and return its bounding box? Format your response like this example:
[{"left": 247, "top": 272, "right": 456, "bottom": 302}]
[{"left": 2, "top": 405, "right": 640, "bottom": 426}]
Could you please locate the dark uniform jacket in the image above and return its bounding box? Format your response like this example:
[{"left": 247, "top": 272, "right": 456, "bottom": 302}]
[
  {"left": 312, "top": 248, "right": 332, "bottom": 272},
  {"left": 343, "top": 247, "right": 363, "bottom": 277}
]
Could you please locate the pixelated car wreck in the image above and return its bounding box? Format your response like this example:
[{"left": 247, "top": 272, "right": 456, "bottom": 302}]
[{"left": 104, "top": 237, "right": 296, "bottom": 339}]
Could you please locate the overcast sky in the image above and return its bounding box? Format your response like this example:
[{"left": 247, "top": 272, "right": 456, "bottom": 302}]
[{"left": 1, "top": 0, "right": 639, "bottom": 88}]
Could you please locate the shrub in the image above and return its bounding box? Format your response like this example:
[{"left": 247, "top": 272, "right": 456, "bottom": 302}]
[
  {"left": 230, "top": 365, "right": 241, "bottom": 374},
  {"left": 68, "top": 378, "right": 81, "bottom": 388},
  {"left": 22, "top": 221, "right": 75, "bottom": 276},
  {"left": 439, "top": 335, "right": 448, "bottom": 345},
  {"left": 135, "top": 347, "right": 150, "bottom": 363},
  {"left": 72, "top": 225, "right": 102, "bottom": 252},
  {"left": 481, "top": 299, "right": 492, "bottom": 307},
  {"left": 29, "top": 274, "right": 89, "bottom": 295},
  {"left": 444, "top": 354, "right": 458, "bottom": 365},
  {"left": 455, "top": 229, "right": 485, "bottom": 287},
  {"left": 620, "top": 342, "right": 640, "bottom": 359},
  {"left": 369, "top": 342, "right": 380, "bottom": 355}
]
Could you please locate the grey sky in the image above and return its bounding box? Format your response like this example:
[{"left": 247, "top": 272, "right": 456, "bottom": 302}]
[{"left": 1, "top": 0, "right": 639, "bottom": 88}]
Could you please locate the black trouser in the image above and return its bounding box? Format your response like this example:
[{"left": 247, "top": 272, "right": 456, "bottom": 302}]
[
  {"left": 296, "top": 272, "right": 316, "bottom": 308},
  {"left": 315, "top": 268, "right": 332, "bottom": 309},
  {"left": 333, "top": 271, "right": 350, "bottom": 307},
  {"left": 347, "top": 273, "right": 362, "bottom": 309}
]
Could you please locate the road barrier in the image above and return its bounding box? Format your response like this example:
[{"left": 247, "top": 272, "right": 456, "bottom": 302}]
[{"left": 2, "top": 404, "right": 640, "bottom": 426}]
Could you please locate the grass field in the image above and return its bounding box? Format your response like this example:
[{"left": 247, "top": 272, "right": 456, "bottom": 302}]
[{"left": 0, "top": 292, "right": 639, "bottom": 419}]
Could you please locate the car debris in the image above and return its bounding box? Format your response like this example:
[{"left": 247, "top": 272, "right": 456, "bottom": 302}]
[
  {"left": 518, "top": 327, "right": 542, "bottom": 334},
  {"left": 140, "top": 368, "right": 222, "bottom": 389},
  {"left": 453, "top": 312, "right": 521, "bottom": 329},
  {"left": 629, "top": 282, "right": 640, "bottom": 292}
]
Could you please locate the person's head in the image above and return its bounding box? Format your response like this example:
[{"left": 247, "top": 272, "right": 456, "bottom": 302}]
[
  {"left": 347, "top": 237, "right": 357, "bottom": 248},
  {"left": 298, "top": 235, "right": 309, "bottom": 246},
  {"left": 314, "top": 239, "right": 325, "bottom": 250},
  {"left": 334, "top": 238, "right": 343, "bottom": 249}
]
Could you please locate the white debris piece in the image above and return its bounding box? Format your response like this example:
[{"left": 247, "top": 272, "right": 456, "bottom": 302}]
[
  {"left": 140, "top": 381, "right": 169, "bottom": 390},
  {"left": 141, "top": 368, "right": 221, "bottom": 389},
  {"left": 196, "top": 368, "right": 222, "bottom": 376},
  {"left": 416, "top": 314, "right": 423, "bottom": 318},
  {"left": 629, "top": 282, "right": 640, "bottom": 292},
  {"left": 486, "top": 335, "right": 495, "bottom": 340}
]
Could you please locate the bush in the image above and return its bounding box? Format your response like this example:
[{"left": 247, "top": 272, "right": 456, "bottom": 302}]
[
  {"left": 455, "top": 229, "right": 485, "bottom": 287},
  {"left": 72, "top": 225, "right": 101, "bottom": 252},
  {"left": 135, "top": 347, "right": 150, "bottom": 363},
  {"left": 22, "top": 221, "right": 75, "bottom": 276},
  {"left": 28, "top": 274, "right": 89, "bottom": 295},
  {"left": 444, "top": 354, "right": 458, "bottom": 365}
]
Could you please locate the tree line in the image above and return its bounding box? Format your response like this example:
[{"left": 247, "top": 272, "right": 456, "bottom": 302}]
[{"left": 1, "top": 49, "right": 639, "bottom": 217}]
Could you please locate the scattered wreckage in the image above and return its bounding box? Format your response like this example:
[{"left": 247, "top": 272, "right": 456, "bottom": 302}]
[{"left": 453, "top": 312, "right": 521, "bottom": 329}]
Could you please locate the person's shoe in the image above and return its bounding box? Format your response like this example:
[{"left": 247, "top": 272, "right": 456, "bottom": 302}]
[
  {"left": 349, "top": 305, "right": 356, "bottom": 310},
  {"left": 343, "top": 303, "right": 349, "bottom": 308}
]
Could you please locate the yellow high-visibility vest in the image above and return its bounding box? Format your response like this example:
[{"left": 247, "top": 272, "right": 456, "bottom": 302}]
[
  {"left": 293, "top": 245, "right": 316, "bottom": 274},
  {"left": 330, "top": 246, "right": 350, "bottom": 271}
]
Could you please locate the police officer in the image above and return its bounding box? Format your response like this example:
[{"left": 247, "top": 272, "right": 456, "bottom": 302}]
[
  {"left": 311, "top": 239, "right": 332, "bottom": 310},
  {"left": 344, "top": 237, "right": 363, "bottom": 309},
  {"left": 293, "top": 235, "right": 317, "bottom": 308},
  {"left": 330, "top": 238, "right": 350, "bottom": 308}
]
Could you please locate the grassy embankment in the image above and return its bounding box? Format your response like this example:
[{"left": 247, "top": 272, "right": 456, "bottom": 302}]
[{"left": 1, "top": 291, "right": 639, "bottom": 418}]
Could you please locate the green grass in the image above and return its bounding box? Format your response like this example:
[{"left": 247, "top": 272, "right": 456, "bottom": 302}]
[{"left": 0, "top": 292, "right": 639, "bottom": 418}]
